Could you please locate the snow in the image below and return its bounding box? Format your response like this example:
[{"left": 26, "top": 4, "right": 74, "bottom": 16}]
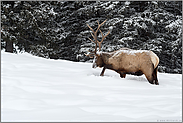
[
  {"left": 105, "top": 4, "right": 114, "bottom": 10},
  {"left": 165, "top": 19, "right": 182, "bottom": 35},
  {"left": 49, "top": 8, "right": 57, "bottom": 16},
  {"left": 2, "top": 15, "right": 6, "bottom": 19},
  {"left": 119, "top": 37, "right": 134, "bottom": 42},
  {"left": 1, "top": 51, "right": 182, "bottom": 122},
  {"left": 125, "top": 1, "right": 130, "bottom": 6},
  {"left": 112, "top": 48, "right": 149, "bottom": 57},
  {"left": 96, "top": 51, "right": 103, "bottom": 55}
]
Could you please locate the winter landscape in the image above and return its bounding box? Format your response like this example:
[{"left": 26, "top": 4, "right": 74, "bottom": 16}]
[
  {"left": 1, "top": 1, "right": 182, "bottom": 122},
  {"left": 1, "top": 1, "right": 182, "bottom": 73},
  {"left": 1, "top": 51, "right": 182, "bottom": 122}
]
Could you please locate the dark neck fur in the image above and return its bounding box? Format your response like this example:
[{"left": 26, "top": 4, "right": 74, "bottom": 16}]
[{"left": 100, "top": 52, "right": 114, "bottom": 65}]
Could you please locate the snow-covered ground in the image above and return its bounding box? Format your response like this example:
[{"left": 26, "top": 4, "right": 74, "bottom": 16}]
[{"left": 1, "top": 51, "right": 182, "bottom": 122}]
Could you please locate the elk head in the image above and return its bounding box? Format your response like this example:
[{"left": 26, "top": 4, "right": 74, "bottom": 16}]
[{"left": 85, "top": 19, "right": 110, "bottom": 68}]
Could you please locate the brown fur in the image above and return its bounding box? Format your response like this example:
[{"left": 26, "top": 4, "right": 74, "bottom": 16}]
[{"left": 94, "top": 48, "right": 159, "bottom": 85}]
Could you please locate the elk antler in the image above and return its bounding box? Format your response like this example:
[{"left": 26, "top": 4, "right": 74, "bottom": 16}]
[
  {"left": 84, "top": 50, "right": 95, "bottom": 58},
  {"left": 98, "top": 29, "right": 110, "bottom": 51},
  {"left": 86, "top": 19, "right": 110, "bottom": 56}
]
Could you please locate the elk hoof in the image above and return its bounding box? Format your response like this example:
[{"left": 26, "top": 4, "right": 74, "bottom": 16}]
[
  {"left": 155, "top": 82, "right": 159, "bottom": 85},
  {"left": 149, "top": 80, "right": 154, "bottom": 84},
  {"left": 120, "top": 74, "right": 126, "bottom": 78},
  {"left": 120, "top": 75, "right": 124, "bottom": 78},
  {"left": 149, "top": 82, "right": 154, "bottom": 85},
  {"left": 149, "top": 80, "right": 159, "bottom": 85}
]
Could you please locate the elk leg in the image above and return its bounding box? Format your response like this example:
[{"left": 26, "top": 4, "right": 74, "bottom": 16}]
[
  {"left": 153, "top": 66, "right": 159, "bottom": 85},
  {"left": 143, "top": 64, "right": 155, "bottom": 84},
  {"left": 100, "top": 67, "right": 106, "bottom": 76},
  {"left": 120, "top": 71, "right": 126, "bottom": 78},
  {"left": 120, "top": 73, "right": 126, "bottom": 78},
  {"left": 145, "top": 74, "right": 154, "bottom": 84},
  {"left": 116, "top": 70, "right": 126, "bottom": 78}
]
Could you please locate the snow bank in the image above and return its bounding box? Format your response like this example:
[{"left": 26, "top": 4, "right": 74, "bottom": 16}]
[{"left": 1, "top": 51, "right": 182, "bottom": 122}]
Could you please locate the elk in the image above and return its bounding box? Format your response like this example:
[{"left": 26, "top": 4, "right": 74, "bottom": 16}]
[{"left": 85, "top": 19, "right": 159, "bottom": 85}]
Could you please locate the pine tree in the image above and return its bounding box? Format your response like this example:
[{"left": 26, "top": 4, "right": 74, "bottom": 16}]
[{"left": 1, "top": 1, "right": 182, "bottom": 73}]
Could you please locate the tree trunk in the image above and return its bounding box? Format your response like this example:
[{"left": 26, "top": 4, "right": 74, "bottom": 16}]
[{"left": 5, "top": 40, "right": 13, "bottom": 53}]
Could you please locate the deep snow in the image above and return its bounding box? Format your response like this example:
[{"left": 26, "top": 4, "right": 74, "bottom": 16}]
[{"left": 1, "top": 51, "right": 182, "bottom": 122}]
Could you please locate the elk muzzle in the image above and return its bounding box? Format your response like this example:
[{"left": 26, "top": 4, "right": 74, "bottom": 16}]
[{"left": 92, "top": 56, "right": 97, "bottom": 68}]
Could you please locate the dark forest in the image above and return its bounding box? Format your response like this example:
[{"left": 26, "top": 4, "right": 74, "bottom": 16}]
[{"left": 1, "top": 1, "right": 182, "bottom": 73}]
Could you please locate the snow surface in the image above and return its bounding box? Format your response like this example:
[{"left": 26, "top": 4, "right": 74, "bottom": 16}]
[{"left": 1, "top": 51, "right": 182, "bottom": 122}]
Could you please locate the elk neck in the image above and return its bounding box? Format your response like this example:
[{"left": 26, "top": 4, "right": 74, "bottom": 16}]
[{"left": 99, "top": 52, "right": 114, "bottom": 65}]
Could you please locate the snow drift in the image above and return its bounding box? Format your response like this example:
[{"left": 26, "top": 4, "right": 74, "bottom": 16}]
[{"left": 1, "top": 51, "right": 182, "bottom": 122}]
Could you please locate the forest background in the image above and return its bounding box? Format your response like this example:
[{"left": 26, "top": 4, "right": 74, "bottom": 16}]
[{"left": 1, "top": 1, "right": 182, "bottom": 73}]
